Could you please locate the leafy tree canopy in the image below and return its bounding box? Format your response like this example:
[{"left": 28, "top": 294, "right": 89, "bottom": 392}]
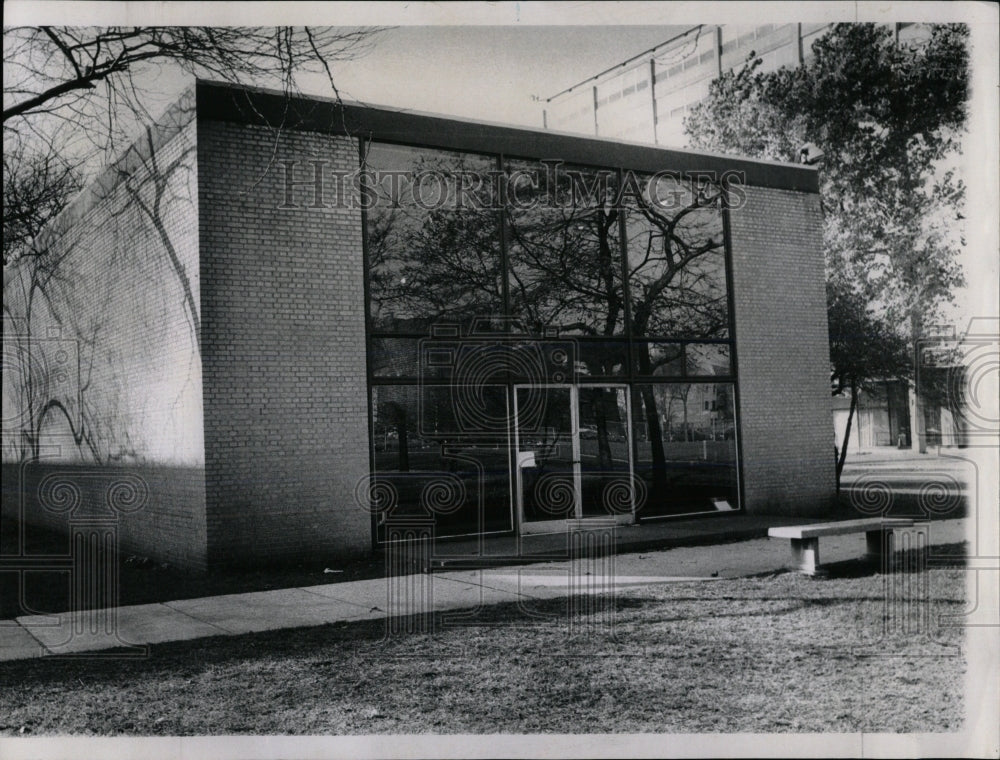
[
  {"left": 685, "top": 23, "right": 970, "bottom": 471},
  {"left": 685, "top": 23, "right": 969, "bottom": 334}
]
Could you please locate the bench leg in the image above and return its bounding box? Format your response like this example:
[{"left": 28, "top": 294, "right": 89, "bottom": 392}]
[
  {"left": 865, "top": 529, "right": 893, "bottom": 569},
  {"left": 789, "top": 537, "right": 820, "bottom": 575}
]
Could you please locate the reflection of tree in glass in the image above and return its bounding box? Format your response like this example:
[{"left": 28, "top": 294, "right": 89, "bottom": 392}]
[
  {"left": 506, "top": 163, "right": 623, "bottom": 339},
  {"left": 365, "top": 145, "right": 502, "bottom": 333},
  {"left": 580, "top": 386, "right": 627, "bottom": 472},
  {"left": 365, "top": 148, "right": 735, "bottom": 514},
  {"left": 627, "top": 174, "right": 728, "bottom": 342},
  {"left": 627, "top": 174, "right": 728, "bottom": 501},
  {"left": 663, "top": 385, "right": 693, "bottom": 442}
]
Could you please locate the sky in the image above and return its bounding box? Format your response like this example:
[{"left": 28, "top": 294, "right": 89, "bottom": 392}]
[
  {"left": 0, "top": 1, "right": 910, "bottom": 129},
  {"left": 311, "top": 25, "right": 688, "bottom": 129},
  {"left": 5, "top": 1, "right": 997, "bottom": 333}
]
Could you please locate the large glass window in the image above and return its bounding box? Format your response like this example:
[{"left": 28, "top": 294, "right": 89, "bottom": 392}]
[
  {"left": 506, "top": 161, "right": 625, "bottom": 336},
  {"left": 632, "top": 341, "right": 731, "bottom": 378},
  {"left": 575, "top": 339, "right": 629, "bottom": 378},
  {"left": 363, "top": 140, "right": 740, "bottom": 536},
  {"left": 364, "top": 143, "right": 503, "bottom": 334},
  {"left": 625, "top": 172, "right": 729, "bottom": 340},
  {"left": 631, "top": 383, "right": 738, "bottom": 517},
  {"left": 371, "top": 385, "right": 513, "bottom": 539}
]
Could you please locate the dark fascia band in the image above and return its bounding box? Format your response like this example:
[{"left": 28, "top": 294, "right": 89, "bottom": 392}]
[{"left": 195, "top": 80, "right": 819, "bottom": 194}]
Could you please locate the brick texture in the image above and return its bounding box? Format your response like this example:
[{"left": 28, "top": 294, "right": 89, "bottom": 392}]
[
  {"left": 196, "top": 120, "right": 371, "bottom": 567},
  {"left": 727, "top": 185, "right": 836, "bottom": 515},
  {"left": 2, "top": 462, "right": 207, "bottom": 570},
  {"left": 5, "top": 85, "right": 837, "bottom": 571},
  {"left": 1, "top": 92, "right": 208, "bottom": 569}
]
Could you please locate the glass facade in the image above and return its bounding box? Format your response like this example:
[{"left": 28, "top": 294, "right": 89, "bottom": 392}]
[
  {"left": 363, "top": 141, "right": 740, "bottom": 540},
  {"left": 365, "top": 143, "right": 503, "bottom": 334},
  {"left": 625, "top": 171, "right": 729, "bottom": 340},
  {"left": 506, "top": 161, "right": 625, "bottom": 336}
]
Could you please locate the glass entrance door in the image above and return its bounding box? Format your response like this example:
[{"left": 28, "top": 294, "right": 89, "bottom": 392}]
[
  {"left": 514, "top": 384, "right": 634, "bottom": 534},
  {"left": 577, "top": 386, "right": 633, "bottom": 517}
]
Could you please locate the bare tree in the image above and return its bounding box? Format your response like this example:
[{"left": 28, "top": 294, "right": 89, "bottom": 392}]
[
  {"left": 3, "top": 26, "right": 376, "bottom": 123},
  {"left": 3, "top": 142, "right": 81, "bottom": 265},
  {"left": 3, "top": 26, "right": 382, "bottom": 266},
  {"left": 3, "top": 25, "right": 383, "bottom": 463}
]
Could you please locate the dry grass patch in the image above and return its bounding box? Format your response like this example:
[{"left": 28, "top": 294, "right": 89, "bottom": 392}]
[{"left": 0, "top": 564, "right": 965, "bottom": 735}]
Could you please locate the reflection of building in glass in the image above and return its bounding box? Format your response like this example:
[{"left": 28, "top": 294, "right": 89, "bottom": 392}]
[
  {"left": 2, "top": 81, "right": 833, "bottom": 569},
  {"left": 543, "top": 23, "right": 931, "bottom": 147}
]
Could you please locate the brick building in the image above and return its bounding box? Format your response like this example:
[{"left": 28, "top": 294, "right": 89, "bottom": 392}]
[
  {"left": 2, "top": 81, "right": 835, "bottom": 570},
  {"left": 543, "top": 23, "right": 930, "bottom": 147}
]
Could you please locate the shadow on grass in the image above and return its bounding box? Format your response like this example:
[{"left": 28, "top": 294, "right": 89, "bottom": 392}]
[
  {"left": 2, "top": 550, "right": 969, "bottom": 692},
  {"left": 815, "top": 541, "right": 968, "bottom": 580},
  {"left": 1, "top": 595, "right": 626, "bottom": 687}
]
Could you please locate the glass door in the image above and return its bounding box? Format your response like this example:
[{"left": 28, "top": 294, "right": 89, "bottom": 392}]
[
  {"left": 514, "top": 386, "right": 578, "bottom": 532},
  {"left": 578, "top": 386, "right": 633, "bottom": 517},
  {"left": 514, "top": 384, "right": 634, "bottom": 534}
]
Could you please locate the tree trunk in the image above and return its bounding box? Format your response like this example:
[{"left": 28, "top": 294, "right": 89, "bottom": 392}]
[
  {"left": 592, "top": 391, "right": 613, "bottom": 470},
  {"left": 638, "top": 385, "right": 668, "bottom": 505},
  {"left": 835, "top": 382, "right": 858, "bottom": 495},
  {"left": 682, "top": 396, "right": 689, "bottom": 441},
  {"left": 910, "top": 310, "right": 926, "bottom": 453}
]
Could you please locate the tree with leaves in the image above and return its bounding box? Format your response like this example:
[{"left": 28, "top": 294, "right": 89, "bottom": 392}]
[
  {"left": 685, "top": 22, "right": 970, "bottom": 460},
  {"left": 827, "top": 279, "right": 911, "bottom": 490}
]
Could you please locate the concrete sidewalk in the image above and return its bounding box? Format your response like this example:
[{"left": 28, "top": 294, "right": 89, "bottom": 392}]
[
  {"left": 839, "top": 448, "right": 974, "bottom": 495},
  {"left": 841, "top": 446, "right": 975, "bottom": 470},
  {"left": 0, "top": 518, "right": 968, "bottom": 663}
]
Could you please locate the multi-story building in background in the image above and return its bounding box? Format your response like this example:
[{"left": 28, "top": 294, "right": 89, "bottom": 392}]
[{"left": 543, "top": 23, "right": 929, "bottom": 147}]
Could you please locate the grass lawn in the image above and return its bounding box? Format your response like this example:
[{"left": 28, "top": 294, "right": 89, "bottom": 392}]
[{"left": 0, "top": 563, "right": 966, "bottom": 735}]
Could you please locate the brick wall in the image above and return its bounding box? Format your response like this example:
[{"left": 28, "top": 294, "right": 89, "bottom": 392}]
[
  {"left": 2, "top": 462, "right": 207, "bottom": 570},
  {"left": 1, "top": 92, "right": 208, "bottom": 567},
  {"left": 4, "top": 83, "right": 837, "bottom": 571},
  {"left": 727, "top": 185, "right": 836, "bottom": 515},
  {"left": 197, "top": 120, "right": 371, "bottom": 567}
]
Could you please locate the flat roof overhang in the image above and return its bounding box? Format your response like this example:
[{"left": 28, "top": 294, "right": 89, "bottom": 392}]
[{"left": 196, "top": 79, "right": 819, "bottom": 194}]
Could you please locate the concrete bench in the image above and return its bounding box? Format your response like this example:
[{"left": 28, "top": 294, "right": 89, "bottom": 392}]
[{"left": 768, "top": 518, "right": 915, "bottom": 575}]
